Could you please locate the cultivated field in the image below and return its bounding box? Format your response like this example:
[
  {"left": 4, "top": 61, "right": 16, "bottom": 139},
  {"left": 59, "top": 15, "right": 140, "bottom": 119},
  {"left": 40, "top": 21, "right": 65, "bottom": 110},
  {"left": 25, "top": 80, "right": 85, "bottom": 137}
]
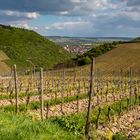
[
  {"left": 0, "top": 62, "right": 140, "bottom": 139},
  {"left": 87, "top": 43, "right": 140, "bottom": 72}
]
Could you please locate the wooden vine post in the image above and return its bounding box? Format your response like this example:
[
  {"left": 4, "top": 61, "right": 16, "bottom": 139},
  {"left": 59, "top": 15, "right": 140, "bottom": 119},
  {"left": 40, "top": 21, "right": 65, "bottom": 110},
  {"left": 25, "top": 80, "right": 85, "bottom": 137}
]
[
  {"left": 127, "top": 98, "right": 129, "bottom": 111},
  {"left": 9, "top": 66, "right": 13, "bottom": 103},
  {"left": 134, "top": 87, "right": 137, "bottom": 105},
  {"left": 96, "top": 107, "right": 101, "bottom": 129},
  {"left": 46, "top": 102, "right": 49, "bottom": 119},
  {"left": 130, "top": 67, "right": 133, "bottom": 110},
  {"left": 61, "top": 67, "right": 65, "bottom": 114},
  {"left": 139, "top": 96, "right": 140, "bottom": 106},
  {"left": 9, "top": 66, "right": 13, "bottom": 91},
  {"left": 40, "top": 68, "right": 44, "bottom": 120},
  {"left": 13, "top": 64, "right": 18, "bottom": 113},
  {"left": 33, "top": 65, "right": 36, "bottom": 97},
  {"left": 85, "top": 58, "right": 95, "bottom": 139},
  {"left": 107, "top": 106, "right": 111, "bottom": 122},
  {"left": 26, "top": 80, "right": 31, "bottom": 110},
  {"left": 76, "top": 95, "right": 79, "bottom": 113},
  {"left": 96, "top": 68, "right": 100, "bottom": 105}
]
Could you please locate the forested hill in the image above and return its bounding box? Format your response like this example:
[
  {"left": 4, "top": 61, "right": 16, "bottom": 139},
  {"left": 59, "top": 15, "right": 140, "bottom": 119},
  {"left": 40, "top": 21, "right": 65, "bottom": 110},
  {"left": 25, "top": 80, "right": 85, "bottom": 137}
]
[{"left": 0, "top": 24, "right": 71, "bottom": 72}]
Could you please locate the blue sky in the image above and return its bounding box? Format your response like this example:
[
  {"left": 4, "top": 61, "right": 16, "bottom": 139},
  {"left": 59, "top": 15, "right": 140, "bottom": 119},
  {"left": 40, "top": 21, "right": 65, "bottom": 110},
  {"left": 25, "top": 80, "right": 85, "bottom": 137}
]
[{"left": 0, "top": 0, "right": 140, "bottom": 37}]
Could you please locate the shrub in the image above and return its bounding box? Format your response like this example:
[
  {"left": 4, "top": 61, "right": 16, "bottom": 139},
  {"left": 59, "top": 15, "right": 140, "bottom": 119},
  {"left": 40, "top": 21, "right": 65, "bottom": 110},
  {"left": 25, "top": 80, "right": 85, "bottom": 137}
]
[
  {"left": 112, "top": 132, "right": 128, "bottom": 140},
  {"left": 77, "top": 56, "right": 91, "bottom": 66}
]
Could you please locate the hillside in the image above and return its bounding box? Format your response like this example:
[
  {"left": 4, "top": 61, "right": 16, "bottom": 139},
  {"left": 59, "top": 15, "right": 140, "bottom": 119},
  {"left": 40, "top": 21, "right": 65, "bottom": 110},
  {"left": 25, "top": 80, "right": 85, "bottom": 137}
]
[
  {"left": 0, "top": 25, "right": 71, "bottom": 72},
  {"left": 132, "top": 37, "right": 140, "bottom": 42},
  {"left": 95, "top": 42, "right": 140, "bottom": 71}
]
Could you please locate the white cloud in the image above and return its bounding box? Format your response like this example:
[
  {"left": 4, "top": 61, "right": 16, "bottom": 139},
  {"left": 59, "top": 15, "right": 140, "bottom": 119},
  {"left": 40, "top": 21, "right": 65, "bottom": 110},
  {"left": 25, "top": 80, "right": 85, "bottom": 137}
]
[
  {"left": 26, "top": 12, "right": 39, "bottom": 19},
  {"left": 0, "top": 0, "right": 140, "bottom": 37},
  {"left": 124, "top": 11, "right": 140, "bottom": 21},
  {"left": 45, "top": 21, "right": 90, "bottom": 30},
  {"left": 59, "top": 11, "right": 69, "bottom": 15},
  {"left": 70, "top": 0, "right": 87, "bottom": 3},
  {"left": 2, "top": 10, "right": 40, "bottom": 19}
]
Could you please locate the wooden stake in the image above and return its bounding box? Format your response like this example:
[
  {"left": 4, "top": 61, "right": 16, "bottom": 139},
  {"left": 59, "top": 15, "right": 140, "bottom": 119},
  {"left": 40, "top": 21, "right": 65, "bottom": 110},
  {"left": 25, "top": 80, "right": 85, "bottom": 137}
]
[
  {"left": 130, "top": 67, "right": 133, "bottom": 109},
  {"left": 40, "top": 68, "right": 44, "bottom": 120},
  {"left": 33, "top": 65, "right": 36, "bottom": 97},
  {"left": 13, "top": 64, "right": 18, "bottom": 113},
  {"left": 96, "top": 107, "right": 101, "bottom": 129},
  {"left": 85, "top": 58, "right": 95, "bottom": 139},
  {"left": 76, "top": 95, "right": 79, "bottom": 113},
  {"left": 61, "top": 67, "right": 65, "bottom": 114},
  {"left": 107, "top": 106, "right": 111, "bottom": 122}
]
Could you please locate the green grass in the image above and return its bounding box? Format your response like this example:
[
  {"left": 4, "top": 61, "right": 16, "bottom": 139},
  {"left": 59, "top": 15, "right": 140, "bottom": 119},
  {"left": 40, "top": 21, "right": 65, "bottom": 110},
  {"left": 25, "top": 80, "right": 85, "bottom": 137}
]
[
  {"left": 0, "top": 24, "right": 71, "bottom": 72},
  {"left": 112, "top": 132, "right": 128, "bottom": 140},
  {"left": 136, "top": 135, "right": 140, "bottom": 140},
  {"left": 0, "top": 111, "right": 80, "bottom": 140}
]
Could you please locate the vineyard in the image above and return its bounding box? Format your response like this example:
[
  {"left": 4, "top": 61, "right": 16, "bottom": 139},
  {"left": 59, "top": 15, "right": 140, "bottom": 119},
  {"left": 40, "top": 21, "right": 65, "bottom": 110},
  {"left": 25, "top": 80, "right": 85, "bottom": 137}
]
[{"left": 0, "top": 60, "right": 140, "bottom": 140}]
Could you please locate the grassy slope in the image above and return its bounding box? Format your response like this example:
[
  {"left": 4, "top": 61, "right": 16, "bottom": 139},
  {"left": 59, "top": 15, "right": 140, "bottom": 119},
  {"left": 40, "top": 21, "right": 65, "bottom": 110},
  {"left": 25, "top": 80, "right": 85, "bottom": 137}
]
[{"left": 0, "top": 25, "right": 71, "bottom": 71}]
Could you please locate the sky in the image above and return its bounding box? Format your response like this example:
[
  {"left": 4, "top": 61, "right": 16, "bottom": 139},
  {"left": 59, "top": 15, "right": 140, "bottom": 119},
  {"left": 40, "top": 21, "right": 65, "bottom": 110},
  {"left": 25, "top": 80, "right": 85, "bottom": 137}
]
[{"left": 0, "top": 0, "right": 140, "bottom": 37}]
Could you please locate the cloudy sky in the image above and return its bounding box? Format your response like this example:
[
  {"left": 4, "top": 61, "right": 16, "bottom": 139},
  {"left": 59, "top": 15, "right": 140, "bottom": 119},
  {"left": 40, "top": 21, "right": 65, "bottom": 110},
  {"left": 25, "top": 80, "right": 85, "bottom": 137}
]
[{"left": 0, "top": 0, "right": 140, "bottom": 37}]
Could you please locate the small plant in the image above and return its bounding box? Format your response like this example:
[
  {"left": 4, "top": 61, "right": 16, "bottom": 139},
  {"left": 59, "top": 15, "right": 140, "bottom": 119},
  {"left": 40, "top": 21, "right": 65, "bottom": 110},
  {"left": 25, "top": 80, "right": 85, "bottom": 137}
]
[
  {"left": 112, "top": 132, "right": 128, "bottom": 140},
  {"left": 52, "top": 117, "right": 84, "bottom": 136}
]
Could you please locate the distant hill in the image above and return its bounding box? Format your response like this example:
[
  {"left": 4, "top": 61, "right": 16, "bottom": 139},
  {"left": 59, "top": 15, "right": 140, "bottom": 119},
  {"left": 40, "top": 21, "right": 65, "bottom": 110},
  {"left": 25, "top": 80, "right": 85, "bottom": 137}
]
[
  {"left": 0, "top": 24, "right": 71, "bottom": 72},
  {"left": 132, "top": 37, "right": 140, "bottom": 42},
  {"left": 46, "top": 36, "right": 132, "bottom": 46}
]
